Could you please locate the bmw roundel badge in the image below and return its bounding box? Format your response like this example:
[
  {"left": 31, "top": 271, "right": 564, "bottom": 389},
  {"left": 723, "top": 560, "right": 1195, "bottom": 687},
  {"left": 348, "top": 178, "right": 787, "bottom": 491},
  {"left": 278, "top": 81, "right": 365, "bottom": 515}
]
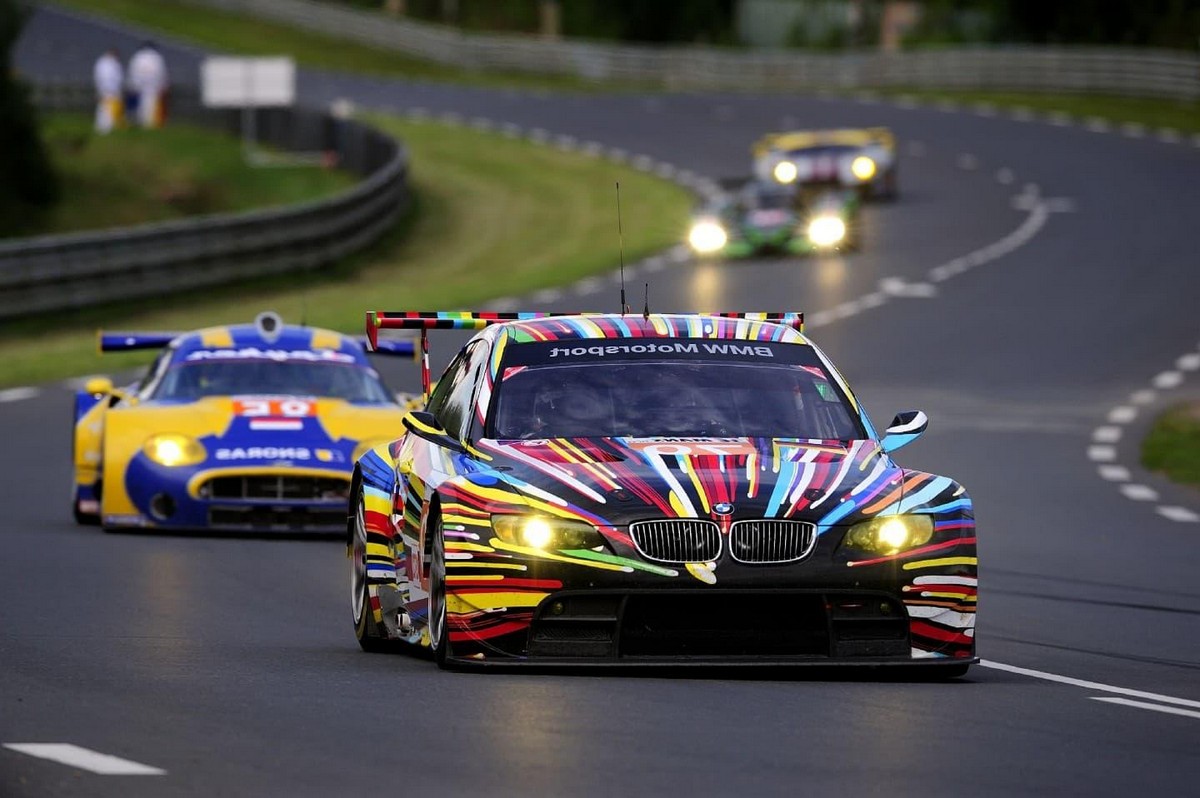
[{"left": 712, "top": 502, "right": 734, "bottom": 516}]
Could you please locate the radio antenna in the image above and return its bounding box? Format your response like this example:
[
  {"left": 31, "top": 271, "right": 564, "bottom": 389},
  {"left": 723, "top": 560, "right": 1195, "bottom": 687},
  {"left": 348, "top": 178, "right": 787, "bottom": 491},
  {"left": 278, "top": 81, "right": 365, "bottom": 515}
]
[
  {"left": 616, "top": 181, "right": 627, "bottom": 314},
  {"left": 643, "top": 282, "right": 650, "bottom": 321}
]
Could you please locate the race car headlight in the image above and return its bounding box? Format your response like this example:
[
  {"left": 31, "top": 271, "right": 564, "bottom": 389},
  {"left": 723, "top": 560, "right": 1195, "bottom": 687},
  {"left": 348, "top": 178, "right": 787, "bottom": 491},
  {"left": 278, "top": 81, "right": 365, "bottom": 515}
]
[
  {"left": 143, "top": 433, "right": 206, "bottom": 467},
  {"left": 851, "top": 156, "right": 877, "bottom": 181},
  {"left": 688, "top": 220, "right": 728, "bottom": 254},
  {"left": 807, "top": 215, "right": 847, "bottom": 248},
  {"left": 843, "top": 515, "right": 934, "bottom": 555},
  {"left": 491, "top": 515, "right": 604, "bottom": 551},
  {"left": 773, "top": 160, "right": 798, "bottom": 184}
]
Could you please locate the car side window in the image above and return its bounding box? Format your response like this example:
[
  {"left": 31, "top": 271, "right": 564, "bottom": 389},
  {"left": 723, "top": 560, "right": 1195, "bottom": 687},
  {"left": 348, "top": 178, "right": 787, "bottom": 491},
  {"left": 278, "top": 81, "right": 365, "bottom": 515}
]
[
  {"left": 425, "top": 349, "right": 469, "bottom": 430},
  {"left": 438, "top": 342, "right": 488, "bottom": 441}
]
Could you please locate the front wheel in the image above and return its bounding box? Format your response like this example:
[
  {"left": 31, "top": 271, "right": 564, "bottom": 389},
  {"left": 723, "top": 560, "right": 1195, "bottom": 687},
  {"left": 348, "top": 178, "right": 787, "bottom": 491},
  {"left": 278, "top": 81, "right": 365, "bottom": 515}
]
[
  {"left": 428, "top": 513, "right": 450, "bottom": 668},
  {"left": 351, "top": 490, "right": 395, "bottom": 653}
]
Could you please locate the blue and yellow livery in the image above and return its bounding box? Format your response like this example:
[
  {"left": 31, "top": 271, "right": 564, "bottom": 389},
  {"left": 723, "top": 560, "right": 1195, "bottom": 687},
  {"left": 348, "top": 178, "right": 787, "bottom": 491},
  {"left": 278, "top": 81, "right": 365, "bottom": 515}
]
[{"left": 73, "top": 312, "right": 414, "bottom": 533}]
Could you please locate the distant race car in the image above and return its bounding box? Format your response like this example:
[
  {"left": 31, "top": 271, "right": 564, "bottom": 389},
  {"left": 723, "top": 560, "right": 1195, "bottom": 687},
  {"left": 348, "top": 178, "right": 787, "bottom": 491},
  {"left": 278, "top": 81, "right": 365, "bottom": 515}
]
[
  {"left": 349, "top": 311, "right": 977, "bottom": 675},
  {"left": 73, "top": 312, "right": 414, "bottom": 533},
  {"left": 753, "top": 127, "right": 898, "bottom": 200},
  {"left": 687, "top": 180, "right": 861, "bottom": 257}
]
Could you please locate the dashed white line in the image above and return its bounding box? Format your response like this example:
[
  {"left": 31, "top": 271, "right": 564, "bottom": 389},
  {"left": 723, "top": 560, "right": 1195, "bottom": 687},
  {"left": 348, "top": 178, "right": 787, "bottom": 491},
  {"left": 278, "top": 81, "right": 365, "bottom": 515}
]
[
  {"left": 1120, "top": 122, "right": 1146, "bottom": 139},
  {"left": 1152, "top": 370, "right": 1184, "bottom": 389},
  {"left": 972, "top": 102, "right": 996, "bottom": 117},
  {"left": 1097, "top": 465, "right": 1131, "bottom": 481},
  {"left": 0, "top": 387, "right": 38, "bottom": 403},
  {"left": 1047, "top": 111, "right": 1072, "bottom": 127},
  {"left": 1091, "top": 426, "right": 1122, "bottom": 443},
  {"left": 1107, "top": 405, "right": 1137, "bottom": 423},
  {"left": 1130, "top": 389, "right": 1157, "bottom": 405},
  {"left": 527, "top": 127, "right": 550, "bottom": 143},
  {"left": 956, "top": 153, "right": 979, "bottom": 171},
  {"left": 980, "top": 661, "right": 1200, "bottom": 711},
  {"left": 1157, "top": 506, "right": 1200, "bottom": 523},
  {"left": 531, "top": 288, "right": 563, "bottom": 304},
  {"left": 643, "top": 256, "right": 667, "bottom": 273},
  {"left": 1084, "top": 117, "right": 1111, "bottom": 133},
  {"left": 1086, "top": 445, "right": 1117, "bottom": 462},
  {"left": 1090, "top": 697, "right": 1200, "bottom": 720},
  {"left": 572, "top": 277, "right": 604, "bottom": 295},
  {"left": 468, "top": 117, "right": 493, "bottom": 131},
  {"left": 3, "top": 744, "right": 166, "bottom": 775},
  {"left": 1156, "top": 128, "right": 1182, "bottom": 144},
  {"left": 1119, "top": 484, "right": 1159, "bottom": 502},
  {"left": 1010, "top": 106, "right": 1035, "bottom": 122},
  {"left": 1176, "top": 353, "right": 1200, "bottom": 371},
  {"left": 553, "top": 134, "right": 577, "bottom": 150},
  {"left": 994, "top": 167, "right": 1015, "bottom": 185},
  {"left": 500, "top": 122, "right": 522, "bottom": 138}
]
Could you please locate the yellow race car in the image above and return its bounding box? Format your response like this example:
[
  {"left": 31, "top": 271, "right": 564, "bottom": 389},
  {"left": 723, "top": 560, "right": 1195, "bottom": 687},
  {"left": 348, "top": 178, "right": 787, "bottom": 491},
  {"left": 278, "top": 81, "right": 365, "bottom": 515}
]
[
  {"left": 73, "top": 312, "right": 413, "bottom": 533},
  {"left": 753, "top": 127, "right": 898, "bottom": 200}
]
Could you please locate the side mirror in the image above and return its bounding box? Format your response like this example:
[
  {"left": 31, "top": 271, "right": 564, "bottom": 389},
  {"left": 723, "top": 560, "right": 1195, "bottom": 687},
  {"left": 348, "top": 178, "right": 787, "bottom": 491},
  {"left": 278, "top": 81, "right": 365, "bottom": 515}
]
[
  {"left": 84, "top": 377, "right": 114, "bottom": 395},
  {"left": 880, "top": 410, "right": 928, "bottom": 454},
  {"left": 402, "top": 411, "right": 467, "bottom": 454}
]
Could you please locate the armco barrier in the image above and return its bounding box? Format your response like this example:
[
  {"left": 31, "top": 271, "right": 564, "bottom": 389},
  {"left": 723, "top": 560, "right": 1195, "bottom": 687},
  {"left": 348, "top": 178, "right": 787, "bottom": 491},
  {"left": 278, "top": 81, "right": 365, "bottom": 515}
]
[
  {"left": 0, "top": 84, "right": 408, "bottom": 320},
  {"left": 187, "top": 0, "right": 1200, "bottom": 100}
]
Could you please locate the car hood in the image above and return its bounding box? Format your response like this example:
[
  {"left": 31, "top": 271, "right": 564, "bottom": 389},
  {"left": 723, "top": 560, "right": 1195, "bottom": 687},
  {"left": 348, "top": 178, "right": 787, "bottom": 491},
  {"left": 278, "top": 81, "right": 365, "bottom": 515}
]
[{"left": 470, "top": 436, "right": 912, "bottom": 532}]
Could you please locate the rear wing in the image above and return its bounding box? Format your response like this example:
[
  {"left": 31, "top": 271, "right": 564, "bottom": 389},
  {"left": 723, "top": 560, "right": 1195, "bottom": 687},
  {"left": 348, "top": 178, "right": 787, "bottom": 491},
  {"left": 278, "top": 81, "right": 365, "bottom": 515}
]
[
  {"left": 366, "top": 311, "right": 805, "bottom": 399},
  {"left": 753, "top": 127, "right": 894, "bottom": 157},
  {"left": 98, "top": 332, "right": 182, "bottom": 353}
]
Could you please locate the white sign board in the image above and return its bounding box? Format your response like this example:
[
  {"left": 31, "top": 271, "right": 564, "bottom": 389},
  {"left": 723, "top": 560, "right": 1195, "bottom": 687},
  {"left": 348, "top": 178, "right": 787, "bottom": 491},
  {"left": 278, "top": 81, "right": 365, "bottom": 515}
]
[{"left": 201, "top": 57, "right": 295, "bottom": 107}]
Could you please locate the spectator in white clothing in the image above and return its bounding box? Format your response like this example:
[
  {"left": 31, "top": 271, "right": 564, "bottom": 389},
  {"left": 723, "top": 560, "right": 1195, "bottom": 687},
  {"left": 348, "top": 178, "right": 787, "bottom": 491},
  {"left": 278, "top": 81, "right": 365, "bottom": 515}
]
[
  {"left": 92, "top": 48, "right": 123, "bottom": 134},
  {"left": 127, "top": 41, "right": 168, "bottom": 128}
]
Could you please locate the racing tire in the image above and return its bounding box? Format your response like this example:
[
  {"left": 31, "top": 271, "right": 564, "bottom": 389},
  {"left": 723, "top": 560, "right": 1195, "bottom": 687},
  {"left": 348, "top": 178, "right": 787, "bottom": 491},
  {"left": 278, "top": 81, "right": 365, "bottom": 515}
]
[
  {"left": 428, "top": 512, "right": 451, "bottom": 668},
  {"left": 351, "top": 488, "right": 397, "bottom": 653}
]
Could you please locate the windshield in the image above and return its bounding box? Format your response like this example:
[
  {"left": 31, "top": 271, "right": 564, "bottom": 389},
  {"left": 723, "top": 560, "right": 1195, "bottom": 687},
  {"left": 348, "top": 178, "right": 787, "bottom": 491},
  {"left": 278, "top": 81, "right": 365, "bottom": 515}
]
[
  {"left": 152, "top": 359, "right": 395, "bottom": 403},
  {"left": 489, "top": 357, "right": 863, "bottom": 440}
]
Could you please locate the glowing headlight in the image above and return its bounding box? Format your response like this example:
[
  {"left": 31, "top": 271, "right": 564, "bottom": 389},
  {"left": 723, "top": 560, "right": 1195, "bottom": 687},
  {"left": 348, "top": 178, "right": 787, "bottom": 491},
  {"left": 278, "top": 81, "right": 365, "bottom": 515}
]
[
  {"left": 491, "top": 515, "right": 605, "bottom": 551},
  {"left": 851, "top": 156, "right": 877, "bottom": 181},
  {"left": 843, "top": 515, "right": 934, "bottom": 555},
  {"left": 688, "top": 220, "right": 728, "bottom": 254},
  {"left": 143, "top": 433, "right": 206, "bottom": 467},
  {"left": 807, "top": 215, "right": 847, "bottom": 248},
  {"left": 773, "top": 160, "right": 799, "bottom": 184}
]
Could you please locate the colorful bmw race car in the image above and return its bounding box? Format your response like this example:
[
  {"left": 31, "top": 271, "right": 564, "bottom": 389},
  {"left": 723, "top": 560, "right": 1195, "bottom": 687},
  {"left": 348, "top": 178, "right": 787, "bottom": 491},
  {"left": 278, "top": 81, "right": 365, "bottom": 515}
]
[
  {"left": 73, "top": 312, "right": 414, "bottom": 533},
  {"left": 350, "top": 311, "right": 976, "bottom": 674},
  {"left": 754, "top": 127, "right": 898, "bottom": 200},
  {"left": 687, "top": 180, "right": 861, "bottom": 257}
]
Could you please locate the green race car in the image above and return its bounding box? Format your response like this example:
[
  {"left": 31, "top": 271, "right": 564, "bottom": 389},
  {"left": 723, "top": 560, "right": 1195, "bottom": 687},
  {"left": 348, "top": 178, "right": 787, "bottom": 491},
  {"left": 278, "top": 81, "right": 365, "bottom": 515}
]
[{"left": 688, "top": 181, "right": 860, "bottom": 258}]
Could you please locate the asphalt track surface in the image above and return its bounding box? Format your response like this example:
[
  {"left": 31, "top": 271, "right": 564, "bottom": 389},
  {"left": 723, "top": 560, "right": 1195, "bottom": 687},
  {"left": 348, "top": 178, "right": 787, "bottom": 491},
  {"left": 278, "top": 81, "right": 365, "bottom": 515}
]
[{"left": 5, "top": 5, "right": 1200, "bottom": 796}]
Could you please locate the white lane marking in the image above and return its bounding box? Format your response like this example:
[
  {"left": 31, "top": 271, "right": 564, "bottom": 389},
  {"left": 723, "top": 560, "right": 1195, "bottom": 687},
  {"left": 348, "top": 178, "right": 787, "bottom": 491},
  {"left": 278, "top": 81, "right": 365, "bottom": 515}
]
[
  {"left": 1156, "top": 128, "right": 1182, "bottom": 144},
  {"left": 973, "top": 102, "right": 996, "bottom": 117},
  {"left": 980, "top": 661, "right": 1200, "bottom": 710},
  {"left": 1090, "top": 697, "right": 1200, "bottom": 720},
  {"left": 554, "top": 134, "right": 577, "bottom": 150},
  {"left": 879, "top": 277, "right": 937, "bottom": 298},
  {"left": 3, "top": 744, "right": 166, "bottom": 775},
  {"left": 1047, "top": 111, "right": 1072, "bottom": 127},
  {"left": 580, "top": 141, "right": 603, "bottom": 157},
  {"left": 995, "top": 167, "right": 1015, "bottom": 185},
  {"left": 1178, "top": 353, "right": 1200, "bottom": 371},
  {"left": 1119, "top": 484, "right": 1159, "bottom": 501},
  {"left": 488, "top": 297, "right": 518, "bottom": 312},
  {"left": 1130, "top": 389, "right": 1157, "bottom": 405},
  {"left": 1011, "top": 106, "right": 1035, "bottom": 122},
  {"left": 860, "top": 292, "right": 887, "bottom": 310},
  {"left": 500, "top": 122, "right": 522, "bottom": 138},
  {"left": 531, "top": 288, "right": 563, "bottom": 304},
  {"left": 1153, "top": 370, "right": 1184, "bottom": 389},
  {"left": 1107, "top": 405, "right": 1137, "bottom": 423},
  {"left": 654, "top": 163, "right": 677, "bottom": 180},
  {"left": 572, "top": 277, "right": 604, "bottom": 295},
  {"left": 469, "top": 117, "right": 493, "bottom": 131},
  {"left": 527, "top": 127, "right": 550, "bottom": 143},
  {"left": 1091, "top": 426, "right": 1122, "bottom": 443},
  {"left": 956, "top": 153, "right": 979, "bottom": 171},
  {"left": 438, "top": 111, "right": 462, "bottom": 125},
  {"left": 1097, "top": 465, "right": 1130, "bottom": 481},
  {"left": 1084, "top": 117, "right": 1111, "bottom": 133},
  {"left": 1121, "top": 122, "right": 1146, "bottom": 139},
  {"left": 928, "top": 195, "right": 1051, "bottom": 283},
  {"left": 0, "top": 387, "right": 39, "bottom": 403},
  {"left": 606, "top": 148, "right": 628, "bottom": 162},
  {"left": 644, "top": 255, "right": 666, "bottom": 273},
  {"left": 1086, "top": 445, "right": 1117, "bottom": 462},
  {"left": 1158, "top": 506, "right": 1200, "bottom": 523},
  {"left": 631, "top": 154, "right": 654, "bottom": 171}
]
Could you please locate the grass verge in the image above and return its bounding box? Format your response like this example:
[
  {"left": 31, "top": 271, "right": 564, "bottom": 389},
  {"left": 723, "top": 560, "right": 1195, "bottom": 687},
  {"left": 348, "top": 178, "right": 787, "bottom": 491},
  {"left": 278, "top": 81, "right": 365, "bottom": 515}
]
[
  {"left": 1142, "top": 402, "right": 1200, "bottom": 489},
  {"left": 4, "top": 114, "right": 354, "bottom": 237},
  {"left": 52, "top": 0, "right": 620, "bottom": 92},
  {"left": 0, "top": 114, "right": 693, "bottom": 387}
]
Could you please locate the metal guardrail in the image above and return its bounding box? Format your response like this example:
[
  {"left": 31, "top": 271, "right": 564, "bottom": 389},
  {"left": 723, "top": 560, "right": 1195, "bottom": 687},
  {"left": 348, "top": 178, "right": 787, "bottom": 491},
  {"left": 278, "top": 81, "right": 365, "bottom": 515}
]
[
  {"left": 188, "top": 0, "right": 1200, "bottom": 100},
  {"left": 0, "top": 84, "right": 408, "bottom": 320}
]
